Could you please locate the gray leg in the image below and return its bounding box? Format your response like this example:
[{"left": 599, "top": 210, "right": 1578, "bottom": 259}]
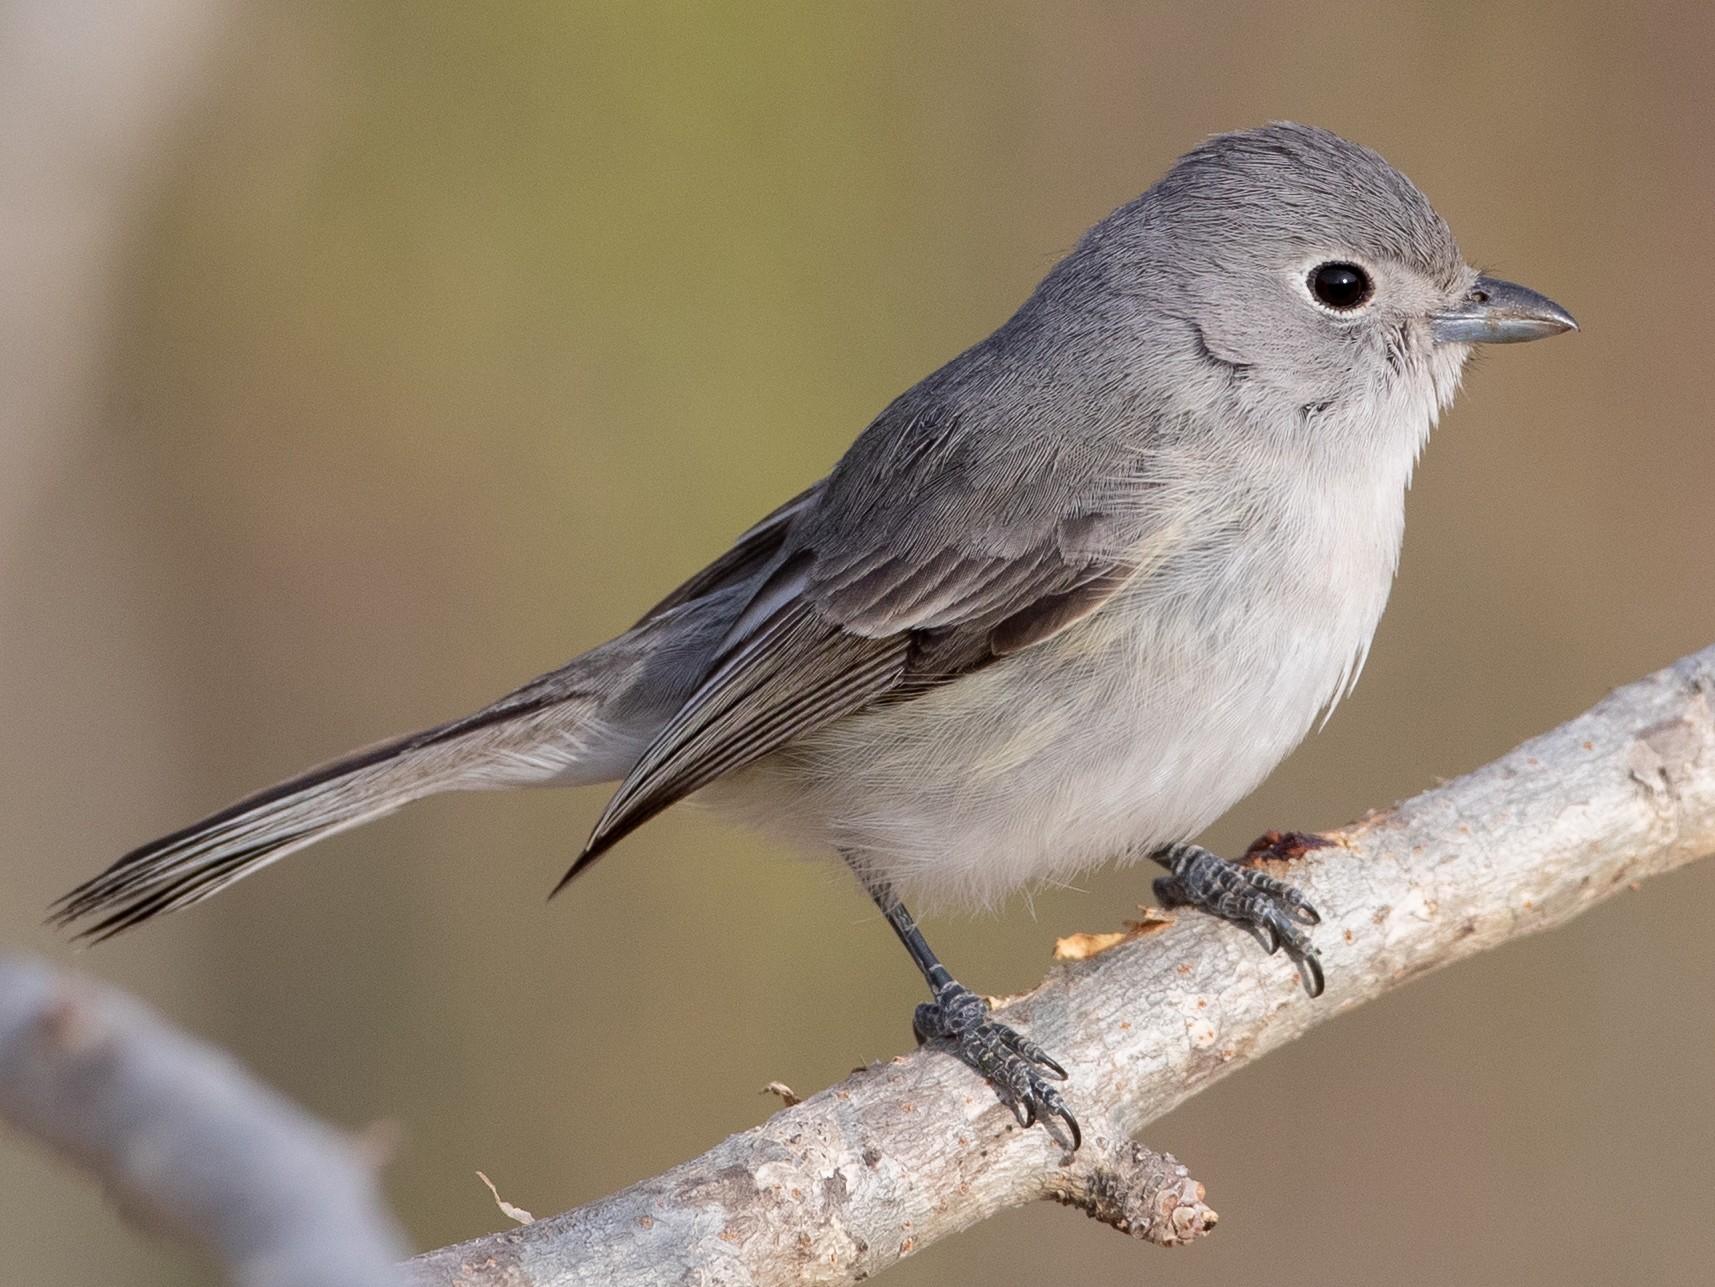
[
  {"left": 1152, "top": 841, "right": 1325, "bottom": 996},
  {"left": 862, "top": 874, "right": 1080, "bottom": 1149}
]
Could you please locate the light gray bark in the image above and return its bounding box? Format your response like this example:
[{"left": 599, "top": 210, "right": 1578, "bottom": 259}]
[
  {"left": 403, "top": 643, "right": 1715, "bottom": 1286},
  {"left": 0, "top": 953, "right": 408, "bottom": 1287}
]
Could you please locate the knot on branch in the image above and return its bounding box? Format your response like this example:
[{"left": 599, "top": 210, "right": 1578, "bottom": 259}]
[{"left": 1043, "top": 1137, "right": 1216, "bottom": 1246}]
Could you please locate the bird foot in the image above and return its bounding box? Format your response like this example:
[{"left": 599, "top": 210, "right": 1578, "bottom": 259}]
[
  {"left": 1153, "top": 842, "right": 1325, "bottom": 996},
  {"left": 914, "top": 982, "right": 1081, "bottom": 1149}
]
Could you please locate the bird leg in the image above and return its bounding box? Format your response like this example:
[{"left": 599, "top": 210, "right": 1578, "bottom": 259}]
[
  {"left": 1151, "top": 841, "right": 1325, "bottom": 995},
  {"left": 864, "top": 878, "right": 1081, "bottom": 1150}
]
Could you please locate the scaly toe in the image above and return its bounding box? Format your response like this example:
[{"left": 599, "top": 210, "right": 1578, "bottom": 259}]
[
  {"left": 962, "top": 1028, "right": 1080, "bottom": 1149},
  {"left": 1154, "top": 843, "right": 1325, "bottom": 996},
  {"left": 912, "top": 982, "right": 1082, "bottom": 1148}
]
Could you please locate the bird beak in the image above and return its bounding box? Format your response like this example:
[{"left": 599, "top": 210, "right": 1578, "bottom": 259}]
[{"left": 1430, "top": 275, "right": 1578, "bottom": 345}]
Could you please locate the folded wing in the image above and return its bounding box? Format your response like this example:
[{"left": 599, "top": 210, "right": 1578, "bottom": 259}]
[{"left": 568, "top": 393, "right": 1158, "bottom": 884}]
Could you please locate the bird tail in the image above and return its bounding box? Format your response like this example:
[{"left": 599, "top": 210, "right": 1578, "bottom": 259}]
[
  {"left": 51, "top": 552, "right": 764, "bottom": 942},
  {"left": 51, "top": 696, "right": 613, "bottom": 942}
]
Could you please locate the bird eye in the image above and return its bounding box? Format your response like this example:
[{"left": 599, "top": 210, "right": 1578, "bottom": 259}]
[{"left": 1308, "top": 262, "right": 1373, "bottom": 311}]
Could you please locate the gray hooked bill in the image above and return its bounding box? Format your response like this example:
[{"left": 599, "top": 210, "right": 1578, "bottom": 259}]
[{"left": 1430, "top": 275, "right": 1578, "bottom": 345}]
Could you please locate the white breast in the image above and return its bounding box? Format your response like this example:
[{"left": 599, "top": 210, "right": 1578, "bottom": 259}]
[{"left": 705, "top": 380, "right": 1444, "bottom": 911}]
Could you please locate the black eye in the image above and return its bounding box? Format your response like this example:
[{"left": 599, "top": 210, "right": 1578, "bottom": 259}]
[{"left": 1309, "top": 262, "right": 1372, "bottom": 311}]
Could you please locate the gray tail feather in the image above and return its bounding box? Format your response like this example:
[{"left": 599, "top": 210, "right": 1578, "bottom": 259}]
[
  {"left": 51, "top": 699, "right": 589, "bottom": 942},
  {"left": 53, "top": 574, "right": 751, "bottom": 941}
]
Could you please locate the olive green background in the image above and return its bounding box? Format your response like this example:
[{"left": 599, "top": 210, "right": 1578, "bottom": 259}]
[{"left": 4, "top": 3, "right": 1714, "bottom": 1284}]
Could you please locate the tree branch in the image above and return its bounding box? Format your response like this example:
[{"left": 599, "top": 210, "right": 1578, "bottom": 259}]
[
  {"left": 0, "top": 953, "right": 408, "bottom": 1287},
  {"left": 403, "top": 643, "right": 1715, "bottom": 1287}
]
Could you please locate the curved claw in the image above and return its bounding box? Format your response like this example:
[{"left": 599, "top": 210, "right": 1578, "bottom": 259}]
[
  {"left": 916, "top": 983, "right": 1083, "bottom": 1150},
  {"left": 1281, "top": 888, "right": 1322, "bottom": 927},
  {"left": 1002, "top": 1029, "right": 1069, "bottom": 1081},
  {"left": 1296, "top": 951, "right": 1325, "bottom": 998},
  {"left": 1035, "top": 1089, "right": 1081, "bottom": 1150},
  {"left": 1261, "top": 912, "right": 1324, "bottom": 998},
  {"left": 1155, "top": 842, "right": 1327, "bottom": 996}
]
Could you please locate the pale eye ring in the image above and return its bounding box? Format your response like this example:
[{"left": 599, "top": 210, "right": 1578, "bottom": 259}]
[{"left": 1308, "top": 262, "right": 1373, "bottom": 311}]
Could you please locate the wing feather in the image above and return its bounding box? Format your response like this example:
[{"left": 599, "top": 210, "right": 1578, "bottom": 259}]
[
  {"left": 563, "top": 606, "right": 908, "bottom": 884},
  {"left": 563, "top": 343, "right": 1170, "bottom": 883}
]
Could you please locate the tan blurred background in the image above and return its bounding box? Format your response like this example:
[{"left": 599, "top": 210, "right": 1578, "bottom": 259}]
[{"left": 3, "top": 2, "right": 1713, "bottom": 1283}]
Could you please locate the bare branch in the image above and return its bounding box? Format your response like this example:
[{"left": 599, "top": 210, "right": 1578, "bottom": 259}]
[
  {"left": 404, "top": 644, "right": 1715, "bottom": 1286},
  {"left": 0, "top": 953, "right": 408, "bottom": 1287}
]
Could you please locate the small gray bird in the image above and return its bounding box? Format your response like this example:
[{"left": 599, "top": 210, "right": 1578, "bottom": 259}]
[{"left": 57, "top": 123, "right": 1575, "bottom": 1145}]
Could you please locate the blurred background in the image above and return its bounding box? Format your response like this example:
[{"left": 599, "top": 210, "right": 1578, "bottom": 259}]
[{"left": 3, "top": 2, "right": 1713, "bottom": 1283}]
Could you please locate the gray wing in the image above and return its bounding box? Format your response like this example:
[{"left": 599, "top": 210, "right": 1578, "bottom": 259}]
[{"left": 564, "top": 380, "right": 1163, "bottom": 882}]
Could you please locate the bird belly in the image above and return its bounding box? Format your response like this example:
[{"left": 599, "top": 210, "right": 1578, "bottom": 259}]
[{"left": 702, "top": 543, "right": 1392, "bottom": 912}]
